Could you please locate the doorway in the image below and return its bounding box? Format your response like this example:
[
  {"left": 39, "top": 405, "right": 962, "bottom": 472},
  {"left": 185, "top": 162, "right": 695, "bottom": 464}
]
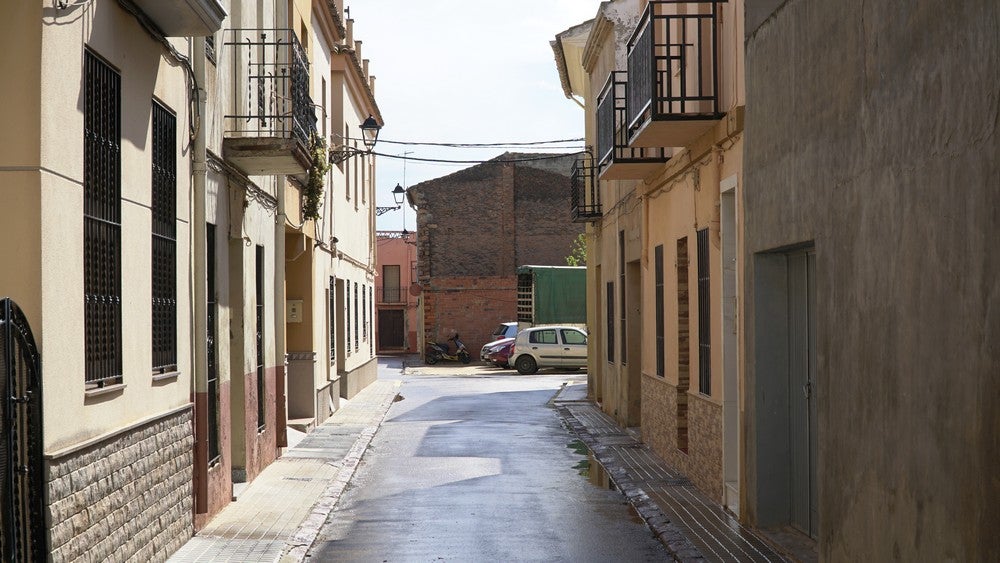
[
  {"left": 753, "top": 246, "right": 818, "bottom": 538},
  {"left": 378, "top": 309, "right": 405, "bottom": 349},
  {"left": 720, "top": 180, "right": 738, "bottom": 512}
]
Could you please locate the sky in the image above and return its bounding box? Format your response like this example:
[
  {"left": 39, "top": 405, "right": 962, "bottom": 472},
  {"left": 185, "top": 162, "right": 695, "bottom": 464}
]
[{"left": 346, "top": 1, "right": 599, "bottom": 231}]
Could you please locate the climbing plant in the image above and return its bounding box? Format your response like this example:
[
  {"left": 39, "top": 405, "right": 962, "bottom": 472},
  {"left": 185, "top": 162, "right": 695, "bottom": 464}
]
[{"left": 303, "top": 134, "right": 330, "bottom": 220}]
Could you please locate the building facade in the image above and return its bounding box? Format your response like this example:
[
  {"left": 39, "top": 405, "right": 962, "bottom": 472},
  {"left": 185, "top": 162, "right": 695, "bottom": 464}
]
[
  {"left": 743, "top": 0, "right": 999, "bottom": 558},
  {"left": 553, "top": 0, "right": 745, "bottom": 512},
  {"left": 0, "top": 0, "right": 225, "bottom": 559},
  {"left": 407, "top": 153, "right": 584, "bottom": 358},
  {"left": 374, "top": 230, "right": 419, "bottom": 353},
  {"left": 0, "top": 0, "right": 384, "bottom": 558},
  {"left": 282, "top": 0, "right": 382, "bottom": 432}
]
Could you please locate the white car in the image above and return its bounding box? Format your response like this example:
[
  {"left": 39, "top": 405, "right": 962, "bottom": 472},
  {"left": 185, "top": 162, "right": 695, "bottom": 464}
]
[{"left": 510, "top": 326, "right": 587, "bottom": 375}]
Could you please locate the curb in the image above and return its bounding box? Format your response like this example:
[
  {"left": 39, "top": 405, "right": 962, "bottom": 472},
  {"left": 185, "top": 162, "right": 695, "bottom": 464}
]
[
  {"left": 554, "top": 403, "right": 706, "bottom": 562},
  {"left": 280, "top": 381, "right": 401, "bottom": 562}
]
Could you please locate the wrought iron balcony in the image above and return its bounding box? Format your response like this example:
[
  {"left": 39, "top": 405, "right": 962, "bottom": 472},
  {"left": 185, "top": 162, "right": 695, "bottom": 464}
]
[
  {"left": 377, "top": 286, "right": 406, "bottom": 304},
  {"left": 570, "top": 154, "right": 601, "bottom": 222},
  {"left": 222, "top": 29, "right": 318, "bottom": 178},
  {"left": 596, "top": 72, "right": 668, "bottom": 181},
  {"left": 626, "top": 1, "right": 723, "bottom": 148}
]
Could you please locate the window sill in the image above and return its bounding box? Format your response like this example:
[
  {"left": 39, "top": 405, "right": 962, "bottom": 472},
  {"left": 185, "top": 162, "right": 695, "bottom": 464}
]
[
  {"left": 85, "top": 383, "right": 126, "bottom": 399},
  {"left": 153, "top": 370, "right": 181, "bottom": 382}
]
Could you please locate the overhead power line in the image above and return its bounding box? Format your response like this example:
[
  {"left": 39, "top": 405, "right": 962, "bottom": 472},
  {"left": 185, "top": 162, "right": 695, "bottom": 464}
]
[
  {"left": 370, "top": 150, "right": 588, "bottom": 165},
  {"left": 334, "top": 134, "right": 584, "bottom": 148},
  {"left": 375, "top": 137, "right": 585, "bottom": 148}
]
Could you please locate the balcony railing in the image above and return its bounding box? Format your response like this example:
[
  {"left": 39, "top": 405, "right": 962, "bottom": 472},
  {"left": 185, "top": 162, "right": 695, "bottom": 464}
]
[
  {"left": 570, "top": 154, "right": 601, "bottom": 222},
  {"left": 627, "top": 1, "right": 723, "bottom": 148},
  {"left": 222, "top": 29, "right": 317, "bottom": 177},
  {"left": 596, "top": 72, "right": 668, "bottom": 181},
  {"left": 377, "top": 286, "right": 406, "bottom": 304}
]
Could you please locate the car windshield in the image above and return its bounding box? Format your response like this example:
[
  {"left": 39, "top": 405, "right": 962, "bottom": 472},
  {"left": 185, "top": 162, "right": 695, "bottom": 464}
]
[{"left": 491, "top": 324, "right": 509, "bottom": 337}]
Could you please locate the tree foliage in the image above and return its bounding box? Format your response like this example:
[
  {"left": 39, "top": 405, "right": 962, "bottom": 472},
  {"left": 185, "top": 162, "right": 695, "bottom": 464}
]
[{"left": 565, "top": 233, "right": 587, "bottom": 267}]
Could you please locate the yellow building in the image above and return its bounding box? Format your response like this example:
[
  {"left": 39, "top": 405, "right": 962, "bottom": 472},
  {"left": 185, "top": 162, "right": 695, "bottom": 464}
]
[{"left": 554, "top": 0, "right": 745, "bottom": 512}]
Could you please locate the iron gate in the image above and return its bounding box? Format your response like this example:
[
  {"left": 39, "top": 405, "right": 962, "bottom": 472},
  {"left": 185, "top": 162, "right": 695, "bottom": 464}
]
[{"left": 0, "top": 298, "right": 46, "bottom": 561}]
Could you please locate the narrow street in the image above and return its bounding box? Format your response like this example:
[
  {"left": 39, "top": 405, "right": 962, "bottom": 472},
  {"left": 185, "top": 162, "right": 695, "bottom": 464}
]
[{"left": 305, "top": 360, "right": 668, "bottom": 561}]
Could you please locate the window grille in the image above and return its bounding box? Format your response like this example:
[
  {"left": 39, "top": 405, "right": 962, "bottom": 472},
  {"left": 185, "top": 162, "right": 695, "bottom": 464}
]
[
  {"left": 346, "top": 281, "right": 351, "bottom": 357},
  {"left": 329, "top": 277, "right": 336, "bottom": 364},
  {"left": 697, "top": 228, "right": 711, "bottom": 395},
  {"left": 84, "top": 50, "right": 122, "bottom": 387},
  {"left": 151, "top": 101, "right": 177, "bottom": 374},
  {"left": 353, "top": 282, "right": 359, "bottom": 352},
  {"left": 606, "top": 282, "right": 615, "bottom": 363},
  {"left": 362, "top": 284, "right": 367, "bottom": 341},
  {"left": 369, "top": 286, "right": 374, "bottom": 355},
  {"left": 255, "top": 245, "right": 265, "bottom": 430},
  {"left": 655, "top": 244, "right": 665, "bottom": 376},
  {"left": 619, "top": 231, "right": 626, "bottom": 365},
  {"left": 206, "top": 224, "right": 220, "bottom": 463}
]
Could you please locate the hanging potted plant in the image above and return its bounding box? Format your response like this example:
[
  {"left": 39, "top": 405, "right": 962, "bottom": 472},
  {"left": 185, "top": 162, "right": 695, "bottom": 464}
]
[{"left": 303, "top": 134, "right": 329, "bottom": 220}]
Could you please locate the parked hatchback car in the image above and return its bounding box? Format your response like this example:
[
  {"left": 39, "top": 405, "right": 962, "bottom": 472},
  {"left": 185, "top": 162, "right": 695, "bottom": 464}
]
[
  {"left": 481, "top": 337, "right": 515, "bottom": 367},
  {"left": 490, "top": 322, "right": 519, "bottom": 341},
  {"left": 510, "top": 326, "right": 587, "bottom": 375}
]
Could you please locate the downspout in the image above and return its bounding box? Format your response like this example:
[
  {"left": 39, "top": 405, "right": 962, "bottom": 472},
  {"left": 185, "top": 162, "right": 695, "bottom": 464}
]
[
  {"left": 275, "top": 175, "right": 288, "bottom": 448},
  {"left": 191, "top": 37, "right": 209, "bottom": 514}
]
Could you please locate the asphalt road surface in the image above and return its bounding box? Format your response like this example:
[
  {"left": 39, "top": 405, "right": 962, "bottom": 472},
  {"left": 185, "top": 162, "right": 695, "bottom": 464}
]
[{"left": 306, "top": 364, "right": 669, "bottom": 561}]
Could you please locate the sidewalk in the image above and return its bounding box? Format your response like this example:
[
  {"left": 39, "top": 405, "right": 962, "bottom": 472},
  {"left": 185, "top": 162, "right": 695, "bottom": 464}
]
[
  {"left": 552, "top": 383, "right": 789, "bottom": 563},
  {"left": 168, "top": 379, "right": 401, "bottom": 563}
]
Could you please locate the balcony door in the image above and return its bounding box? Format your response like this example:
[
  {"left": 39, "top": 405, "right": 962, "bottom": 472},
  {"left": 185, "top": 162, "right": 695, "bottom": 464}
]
[{"left": 382, "top": 265, "right": 401, "bottom": 303}]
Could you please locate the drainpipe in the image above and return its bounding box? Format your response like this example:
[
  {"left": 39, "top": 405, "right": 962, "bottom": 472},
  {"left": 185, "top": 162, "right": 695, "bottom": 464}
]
[{"left": 191, "top": 37, "right": 208, "bottom": 514}]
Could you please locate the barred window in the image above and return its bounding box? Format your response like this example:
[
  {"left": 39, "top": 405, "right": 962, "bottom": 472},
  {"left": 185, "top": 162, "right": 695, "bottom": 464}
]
[
  {"left": 619, "top": 230, "right": 626, "bottom": 365},
  {"left": 152, "top": 101, "right": 177, "bottom": 374},
  {"left": 362, "top": 284, "right": 367, "bottom": 341},
  {"left": 655, "top": 244, "right": 665, "bottom": 377},
  {"left": 697, "top": 228, "right": 711, "bottom": 396},
  {"left": 606, "top": 282, "right": 614, "bottom": 363},
  {"left": 369, "top": 285, "right": 374, "bottom": 356},
  {"left": 345, "top": 280, "right": 351, "bottom": 357},
  {"left": 255, "top": 245, "right": 265, "bottom": 430},
  {"left": 329, "top": 277, "right": 336, "bottom": 364},
  {"left": 353, "top": 282, "right": 359, "bottom": 352},
  {"left": 206, "top": 223, "right": 220, "bottom": 464},
  {"left": 84, "top": 49, "right": 122, "bottom": 388}
]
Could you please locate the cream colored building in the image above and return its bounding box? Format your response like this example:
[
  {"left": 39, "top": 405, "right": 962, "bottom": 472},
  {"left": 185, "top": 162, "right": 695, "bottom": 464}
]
[
  {"left": 554, "top": 0, "right": 745, "bottom": 512},
  {"left": 0, "top": 0, "right": 225, "bottom": 559},
  {"left": 282, "top": 0, "right": 382, "bottom": 431}
]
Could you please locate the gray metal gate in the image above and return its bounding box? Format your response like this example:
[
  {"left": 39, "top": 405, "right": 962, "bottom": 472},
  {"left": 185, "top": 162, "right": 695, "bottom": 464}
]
[{"left": 0, "top": 298, "right": 46, "bottom": 560}]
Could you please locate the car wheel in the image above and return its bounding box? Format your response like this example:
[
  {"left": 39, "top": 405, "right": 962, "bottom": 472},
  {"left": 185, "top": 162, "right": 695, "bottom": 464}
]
[{"left": 515, "top": 355, "right": 537, "bottom": 375}]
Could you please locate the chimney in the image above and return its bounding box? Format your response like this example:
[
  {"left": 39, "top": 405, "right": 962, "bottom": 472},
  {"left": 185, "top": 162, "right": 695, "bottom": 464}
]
[
  {"left": 354, "top": 40, "right": 362, "bottom": 62},
  {"left": 370, "top": 75, "right": 376, "bottom": 95},
  {"left": 363, "top": 59, "right": 369, "bottom": 79},
  {"left": 346, "top": 18, "right": 354, "bottom": 47}
]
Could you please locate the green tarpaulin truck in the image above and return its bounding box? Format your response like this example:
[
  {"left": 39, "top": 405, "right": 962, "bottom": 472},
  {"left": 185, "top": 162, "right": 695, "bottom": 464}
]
[{"left": 515, "top": 265, "right": 587, "bottom": 327}]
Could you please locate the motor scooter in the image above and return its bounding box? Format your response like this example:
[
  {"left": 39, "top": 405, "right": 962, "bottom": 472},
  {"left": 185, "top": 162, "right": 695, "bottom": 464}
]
[{"left": 425, "top": 334, "right": 471, "bottom": 364}]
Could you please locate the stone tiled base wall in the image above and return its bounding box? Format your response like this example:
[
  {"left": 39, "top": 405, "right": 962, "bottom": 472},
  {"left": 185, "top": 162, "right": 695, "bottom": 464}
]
[
  {"left": 47, "top": 408, "right": 193, "bottom": 562},
  {"left": 642, "top": 374, "right": 723, "bottom": 501}
]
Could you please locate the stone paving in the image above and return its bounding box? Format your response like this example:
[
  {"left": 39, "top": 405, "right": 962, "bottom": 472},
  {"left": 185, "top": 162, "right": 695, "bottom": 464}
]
[
  {"left": 167, "top": 379, "right": 401, "bottom": 563},
  {"left": 553, "top": 382, "right": 788, "bottom": 563}
]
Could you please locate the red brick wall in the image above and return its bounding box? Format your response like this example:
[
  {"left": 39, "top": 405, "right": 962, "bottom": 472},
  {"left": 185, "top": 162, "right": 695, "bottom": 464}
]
[
  {"left": 409, "top": 154, "right": 584, "bottom": 357},
  {"left": 423, "top": 275, "right": 517, "bottom": 359}
]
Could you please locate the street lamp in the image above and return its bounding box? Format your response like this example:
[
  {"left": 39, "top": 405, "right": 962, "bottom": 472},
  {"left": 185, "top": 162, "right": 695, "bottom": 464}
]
[
  {"left": 376, "top": 184, "right": 406, "bottom": 216},
  {"left": 329, "top": 115, "right": 382, "bottom": 164}
]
